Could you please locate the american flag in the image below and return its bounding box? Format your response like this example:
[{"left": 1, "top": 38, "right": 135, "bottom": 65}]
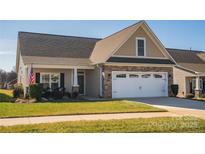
[{"left": 28, "top": 65, "right": 35, "bottom": 84}]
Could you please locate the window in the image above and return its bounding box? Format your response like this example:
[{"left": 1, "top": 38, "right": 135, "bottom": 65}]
[
  {"left": 41, "top": 73, "right": 60, "bottom": 90},
  {"left": 116, "top": 74, "right": 126, "bottom": 78},
  {"left": 136, "top": 38, "right": 146, "bottom": 56},
  {"left": 141, "top": 74, "right": 151, "bottom": 78},
  {"left": 41, "top": 74, "right": 50, "bottom": 89},
  {"left": 153, "top": 74, "right": 163, "bottom": 78},
  {"left": 51, "top": 74, "right": 60, "bottom": 90},
  {"left": 129, "top": 74, "right": 139, "bottom": 78}
]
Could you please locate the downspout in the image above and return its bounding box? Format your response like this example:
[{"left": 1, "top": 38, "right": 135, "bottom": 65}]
[{"left": 96, "top": 64, "right": 103, "bottom": 97}]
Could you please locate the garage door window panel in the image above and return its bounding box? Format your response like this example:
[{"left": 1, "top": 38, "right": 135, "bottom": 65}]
[
  {"left": 153, "top": 74, "right": 163, "bottom": 79},
  {"left": 116, "top": 74, "right": 126, "bottom": 78},
  {"left": 141, "top": 74, "right": 151, "bottom": 78},
  {"left": 129, "top": 74, "right": 139, "bottom": 78}
]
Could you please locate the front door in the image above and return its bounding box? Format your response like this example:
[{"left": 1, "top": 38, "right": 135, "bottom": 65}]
[
  {"left": 203, "top": 79, "right": 205, "bottom": 93},
  {"left": 77, "top": 72, "right": 85, "bottom": 95}
]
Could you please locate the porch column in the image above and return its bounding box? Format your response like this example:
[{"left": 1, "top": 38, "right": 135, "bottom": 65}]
[
  {"left": 73, "top": 67, "right": 78, "bottom": 86},
  {"left": 72, "top": 67, "right": 79, "bottom": 93},
  {"left": 195, "top": 76, "right": 202, "bottom": 98}
]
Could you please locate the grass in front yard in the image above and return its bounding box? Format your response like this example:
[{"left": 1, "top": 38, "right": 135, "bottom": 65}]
[
  {"left": 0, "top": 100, "right": 165, "bottom": 118},
  {"left": 0, "top": 116, "right": 204, "bottom": 133},
  {"left": 0, "top": 89, "right": 13, "bottom": 102}
]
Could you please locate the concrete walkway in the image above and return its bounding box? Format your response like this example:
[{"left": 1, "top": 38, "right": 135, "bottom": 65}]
[{"left": 0, "top": 112, "right": 179, "bottom": 126}]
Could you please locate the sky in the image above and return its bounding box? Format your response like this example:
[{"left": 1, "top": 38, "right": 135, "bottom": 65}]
[{"left": 0, "top": 20, "right": 205, "bottom": 71}]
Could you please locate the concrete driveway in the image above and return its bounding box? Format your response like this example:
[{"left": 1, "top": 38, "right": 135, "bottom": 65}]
[{"left": 132, "top": 97, "right": 205, "bottom": 119}]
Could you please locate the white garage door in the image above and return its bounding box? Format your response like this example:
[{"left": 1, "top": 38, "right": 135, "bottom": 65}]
[{"left": 112, "top": 71, "right": 168, "bottom": 98}]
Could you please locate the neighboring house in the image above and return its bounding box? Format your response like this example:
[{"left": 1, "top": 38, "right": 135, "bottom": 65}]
[
  {"left": 16, "top": 21, "right": 205, "bottom": 98},
  {"left": 167, "top": 48, "right": 205, "bottom": 97},
  {"left": 7, "top": 79, "right": 17, "bottom": 89}
]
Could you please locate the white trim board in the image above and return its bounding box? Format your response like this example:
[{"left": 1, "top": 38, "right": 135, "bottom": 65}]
[{"left": 31, "top": 64, "right": 94, "bottom": 69}]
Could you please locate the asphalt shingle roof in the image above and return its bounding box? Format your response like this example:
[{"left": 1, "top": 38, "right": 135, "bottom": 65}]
[
  {"left": 18, "top": 32, "right": 101, "bottom": 58},
  {"left": 167, "top": 48, "right": 205, "bottom": 73}
]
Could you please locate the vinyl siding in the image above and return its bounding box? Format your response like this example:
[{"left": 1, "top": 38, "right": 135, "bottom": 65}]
[
  {"left": 173, "top": 67, "right": 195, "bottom": 97},
  {"left": 85, "top": 67, "right": 100, "bottom": 97},
  {"left": 114, "top": 27, "right": 165, "bottom": 58}
]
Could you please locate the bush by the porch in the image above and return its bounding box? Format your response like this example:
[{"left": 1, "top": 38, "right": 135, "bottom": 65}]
[
  {"left": 186, "top": 93, "right": 195, "bottom": 98},
  {"left": 29, "top": 84, "right": 43, "bottom": 101},
  {"left": 13, "top": 84, "right": 24, "bottom": 98}
]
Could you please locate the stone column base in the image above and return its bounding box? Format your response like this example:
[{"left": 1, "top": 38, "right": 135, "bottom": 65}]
[
  {"left": 72, "top": 85, "right": 79, "bottom": 93},
  {"left": 195, "top": 89, "right": 202, "bottom": 98},
  {"left": 72, "top": 85, "right": 79, "bottom": 98}
]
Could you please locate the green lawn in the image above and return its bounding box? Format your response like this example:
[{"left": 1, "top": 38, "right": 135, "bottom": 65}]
[
  {"left": 0, "top": 100, "right": 165, "bottom": 118},
  {"left": 0, "top": 89, "right": 13, "bottom": 102},
  {"left": 0, "top": 116, "right": 204, "bottom": 133}
]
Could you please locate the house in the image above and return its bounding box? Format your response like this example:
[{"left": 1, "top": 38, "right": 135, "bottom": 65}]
[
  {"left": 167, "top": 48, "right": 205, "bottom": 97},
  {"left": 16, "top": 21, "right": 205, "bottom": 98}
]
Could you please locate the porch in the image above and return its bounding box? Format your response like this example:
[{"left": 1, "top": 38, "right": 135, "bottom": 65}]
[
  {"left": 27, "top": 65, "right": 101, "bottom": 98},
  {"left": 185, "top": 76, "right": 205, "bottom": 97}
]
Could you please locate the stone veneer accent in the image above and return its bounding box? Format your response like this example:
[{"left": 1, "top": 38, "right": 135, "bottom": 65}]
[{"left": 102, "top": 65, "right": 173, "bottom": 98}]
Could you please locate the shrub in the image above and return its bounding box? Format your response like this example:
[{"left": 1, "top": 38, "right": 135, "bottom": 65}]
[
  {"left": 29, "top": 84, "right": 43, "bottom": 101},
  {"left": 72, "top": 91, "right": 79, "bottom": 98},
  {"left": 13, "top": 84, "right": 24, "bottom": 98},
  {"left": 201, "top": 94, "right": 205, "bottom": 98},
  {"left": 50, "top": 87, "right": 65, "bottom": 100},
  {"left": 171, "top": 84, "right": 179, "bottom": 97},
  {"left": 67, "top": 92, "right": 71, "bottom": 98},
  {"left": 186, "top": 93, "right": 195, "bottom": 98},
  {"left": 42, "top": 87, "right": 51, "bottom": 99}
]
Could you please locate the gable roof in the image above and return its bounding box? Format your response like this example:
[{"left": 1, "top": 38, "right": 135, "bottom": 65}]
[
  {"left": 167, "top": 48, "right": 205, "bottom": 73},
  {"left": 89, "top": 21, "right": 144, "bottom": 64},
  {"left": 18, "top": 32, "right": 101, "bottom": 58},
  {"left": 90, "top": 21, "right": 175, "bottom": 64}
]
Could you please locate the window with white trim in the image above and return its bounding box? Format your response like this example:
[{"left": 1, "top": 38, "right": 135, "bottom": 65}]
[
  {"left": 41, "top": 74, "right": 50, "bottom": 89},
  {"left": 136, "top": 37, "right": 146, "bottom": 56},
  {"left": 41, "top": 73, "right": 60, "bottom": 90}
]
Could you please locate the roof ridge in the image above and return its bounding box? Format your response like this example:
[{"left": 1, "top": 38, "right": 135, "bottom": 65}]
[
  {"left": 101, "top": 20, "right": 144, "bottom": 40},
  {"left": 18, "top": 31, "right": 102, "bottom": 40},
  {"left": 166, "top": 47, "right": 204, "bottom": 53}
]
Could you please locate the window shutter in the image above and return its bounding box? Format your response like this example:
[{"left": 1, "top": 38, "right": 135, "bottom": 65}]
[
  {"left": 60, "top": 73, "right": 64, "bottom": 88},
  {"left": 36, "top": 73, "right": 40, "bottom": 83}
]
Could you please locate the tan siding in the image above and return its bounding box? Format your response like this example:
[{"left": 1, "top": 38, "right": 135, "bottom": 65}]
[
  {"left": 173, "top": 67, "right": 195, "bottom": 97},
  {"left": 85, "top": 67, "right": 100, "bottom": 97},
  {"left": 90, "top": 22, "right": 140, "bottom": 64},
  {"left": 17, "top": 55, "right": 28, "bottom": 95},
  {"left": 114, "top": 27, "right": 165, "bottom": 58},
  {"left": 33, "top": 68, "right": 72, "bottom": 93}
]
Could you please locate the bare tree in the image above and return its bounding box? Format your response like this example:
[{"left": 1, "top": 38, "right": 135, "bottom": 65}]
[
  {"left": 0, "top": 69, "right": 7, "bottom": 83},
  {"left": 0, "top": 67, "right": 17, "bottom": 83}
]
